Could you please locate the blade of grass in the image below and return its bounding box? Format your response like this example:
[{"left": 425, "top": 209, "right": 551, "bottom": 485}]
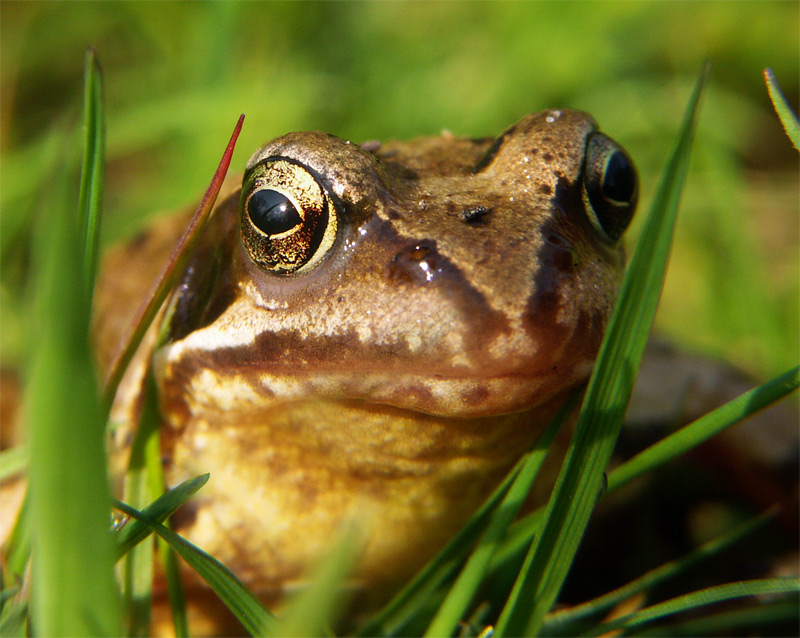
[
  {"left": 488, "top": 364, "right": 798, "bottom": 583},
  {"left": 113, "top": 500, "right": 275, "bottom": 637},
  {"left": 115, "top": 473, "right": 209, "bottom": 559},
  {"left": 0, "top": 446, "right": 27, "bottom": 482},
  {"left": 270, "top": 525, "right": 360, "bottom": 638},
  {"left": 635, "top": 598, "right": 799, "bottom": 636},
  {"left": 764, "top": 68, "right": 800, "bottom": 150},
  {"left": 2, "top": 492, "right": 30, "bottom": 582},
  {"left": 543, "top": 509, "right": 776, "bottom": 631},
  {"left": 145, "top": 375, "right": 189, "bottom": 638},
  {"left": 159, "top": 534, "right": 189, "bottom": 638},
  {"left": 494, "top": 63, "right": 710, "bottom": 638},
  {"left": 25, "top": 53, "right": 120, "bottom": 635},
  {"left": 0, "top": 586, "right": 22, "bottom": 608},
  {"left": 423, "top": 395, "right": 576, "bottom": 638},
  {"left": 608, "top": 365, "right": 799, "bottom": 492},
  {"left": 118, "top": 372, "right": 191, "bottom": 636},
  {"left": 358, "top": 393, "right": 579, "bottom": 637},
  {"left": 102, "top": 113, "right": 244, "bottom": 409},
  {"left": 357, "top": 455, "right": 528, "bottom": 637},
  {"left": 581, "top": 578, "right": 799, "bottom": 637},
  {"left": 0, "top": 599, "right": 27, "bottom": 638},
  {"left": 111, "top": 110, "right": 244, "bottom": 630},
  {"left": 78, "top": 47, "right": 105, "bottom": 300},
  {"left": 121, "top": 374, "right": 161, "bottom": 637}
]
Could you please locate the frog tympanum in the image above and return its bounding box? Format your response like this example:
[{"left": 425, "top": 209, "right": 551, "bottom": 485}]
[{"left": 94, "top": 109, "right": 637, "bottom": 625}]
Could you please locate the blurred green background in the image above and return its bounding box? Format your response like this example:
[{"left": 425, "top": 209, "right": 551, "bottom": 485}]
[{"left": 1, "top": 1, "right": 798, "bottom": 378}]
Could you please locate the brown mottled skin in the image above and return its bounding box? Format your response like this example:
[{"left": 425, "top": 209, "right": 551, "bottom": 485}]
[{"left": 93, "top": 110, "right": 637, "bottom": 625}]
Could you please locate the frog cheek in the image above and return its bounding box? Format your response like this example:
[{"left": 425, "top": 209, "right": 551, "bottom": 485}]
[
  {"left": 581, "top": 132, "right": 638, "bottom": 243},
  {"left": 239, "top": 158, "right": 339, "bottom": 275}
]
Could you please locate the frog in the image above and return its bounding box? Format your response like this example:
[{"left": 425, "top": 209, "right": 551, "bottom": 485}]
[{"left": 92, "top": 108, "right": 638, "bottom": 625}]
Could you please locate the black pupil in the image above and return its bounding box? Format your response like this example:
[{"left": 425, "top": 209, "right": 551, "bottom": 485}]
[
  {"left": 602, "top": 151, "right": 635, "bottom": 204},
  {"left": 248, "top": 189, "right": 302, "bottom": 235}
]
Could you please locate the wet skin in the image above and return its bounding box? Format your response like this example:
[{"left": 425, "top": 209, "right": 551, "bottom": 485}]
[{"left": 94, "top": 109, "right": 637, "bottom": 610}]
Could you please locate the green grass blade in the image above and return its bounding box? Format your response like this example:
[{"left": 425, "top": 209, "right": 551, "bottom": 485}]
[
  {"left": 543, "top": 509, "right": 775, "bottom": 631},
  {"left": 0, "top": 599, "right": 27, "bottom": 637},
  {"left": 1, "top": 494, "right": 30, "bottom": 638},
  {"left": 106, "top": 108, "right": 246, "bottom": 630},
  {"left": 357, "top": 456, "right": 527, "bottom": 636},
  {"left": 484, "top": 508, "right": 545, "bottom": 581},
  {"left": 423, "top": 396, "right": 575, "bottom": 638},
  {"left": 764, "top": 68, "right": 800, "bottom": 150},
  {"left": 0, "top": 446, "right": 27, "bottom": 482},
  {"left": 119, "top": 375, "right": 191, "bottom": 636},
  {"left": 608, "top": 365, "right": 799, "bottom": 493},
  {"left": 123, "top": 525, "right": 153, "bottom": 637},
  {"left": 115, "top": 474, "right": 209, "bottom": 559},
  {"left": 494, "top": 63, "right": 710, "bottom": 638},
  {"left": 358, "top": 396, "right": 576, "bottom": 637},
  {"left": 25, "top": 57, "right": 120, "bottom": 636},
  {"left": 635, "top": 598, "right": 799, "bottom": 636},
  {"left": 2, "top": 492, "right": 30, "bottom": 581},
  {"left": 101, "top": 113, "right": 244, "bottom": 409},
  {"left": 159, "top": 535, "right": 189, "bottom": 638},
  {"left": 77, "top": 47, "right": 105, "bottom": 300},
  {"left": 113, "top": 500, "right": 275, "bottom": 637},
  {"left": 582, "top": 578, "right": 799, "bottom": 636},
  {"left": 120, "top": 374, "right": 162, "bottom": 636},
  {"left": 270, "top": 526, "right": 360, "bottom": 637},
  {"left": 488, "top": 364, "right": 798, "bottom": 585}
]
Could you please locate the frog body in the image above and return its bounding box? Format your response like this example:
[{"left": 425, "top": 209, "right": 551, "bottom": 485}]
[{"left": 94, "top": 109, "right": 637, "bottom": 613}]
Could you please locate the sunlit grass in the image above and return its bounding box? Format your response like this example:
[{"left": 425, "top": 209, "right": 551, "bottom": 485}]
[
  {"left": 494, "top": 63, "right": 709, "bottom": 637},
  {"left": 23, "top": 47, "right": 120, "bottom": 637},
  {"left": 765, "top": 68, "right": 800, "bottom": 150}
]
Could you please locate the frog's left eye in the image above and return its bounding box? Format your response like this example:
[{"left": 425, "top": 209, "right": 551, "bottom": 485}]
[
  {"left": 240, "top": 159, "right": 338, "bottom": 274},
  {"left": 582, "top": 133, "right": 638, "bottom": 242}
]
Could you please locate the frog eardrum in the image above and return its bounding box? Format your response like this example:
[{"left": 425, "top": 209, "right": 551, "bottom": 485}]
[
  {"left": 240, "top": 158, "right": 339, "bottom": 273},
  {"left": 581, "top": 132, "right": 638, "bottom": 242}
]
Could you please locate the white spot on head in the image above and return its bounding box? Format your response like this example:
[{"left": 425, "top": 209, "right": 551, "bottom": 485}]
[{"left": 545, "top": 110, "right": 562, "bottom": 123}]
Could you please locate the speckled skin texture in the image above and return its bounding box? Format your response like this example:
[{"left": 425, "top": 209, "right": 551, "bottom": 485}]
[{"left": 93, "top": 110, "right": 636, "bottom": 627}]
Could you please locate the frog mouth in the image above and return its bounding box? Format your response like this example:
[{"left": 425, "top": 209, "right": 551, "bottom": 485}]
[{"left": 154, "top": 321, "right": 597, "bottom": 425}]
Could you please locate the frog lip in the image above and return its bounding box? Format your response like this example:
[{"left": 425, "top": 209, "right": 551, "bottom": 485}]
[{"left": 154, "top": 334, "right": 596, "bottom": 420}]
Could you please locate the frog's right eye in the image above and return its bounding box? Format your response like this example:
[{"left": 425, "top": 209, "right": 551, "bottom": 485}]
[
  {"left": 240, "top": 159, "right": 338, "bottom": 274},
  {"left": 582, "top": 133, "right": 638, "bottom": 243}
]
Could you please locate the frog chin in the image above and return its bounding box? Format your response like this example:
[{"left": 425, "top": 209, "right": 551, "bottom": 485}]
[{"left": 160, "top": 392, "right": 574, "bottom": 608}]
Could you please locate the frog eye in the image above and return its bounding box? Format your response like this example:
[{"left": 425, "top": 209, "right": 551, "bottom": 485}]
[
  {"left": 582, "top": 132, "right": 638, "bottom": 242},
  {"left": 240, "top": 159, "right": 338, "bottom": 274}
]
